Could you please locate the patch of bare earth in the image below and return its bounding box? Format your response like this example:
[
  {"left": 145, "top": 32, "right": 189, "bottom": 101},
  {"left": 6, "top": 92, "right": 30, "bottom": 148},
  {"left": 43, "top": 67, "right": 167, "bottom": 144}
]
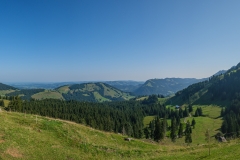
[{"left": 5, "top": 148, "right": 23, "bottom": 158}]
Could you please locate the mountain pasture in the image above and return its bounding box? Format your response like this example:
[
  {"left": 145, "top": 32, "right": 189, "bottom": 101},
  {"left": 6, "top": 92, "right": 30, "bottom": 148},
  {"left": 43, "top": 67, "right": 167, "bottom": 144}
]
[
  {"left": 32, "top": 90, "right": 64, "bottom": 100},
  {"left": 0, "top": 111, "right": 239, "bottom": 160}
]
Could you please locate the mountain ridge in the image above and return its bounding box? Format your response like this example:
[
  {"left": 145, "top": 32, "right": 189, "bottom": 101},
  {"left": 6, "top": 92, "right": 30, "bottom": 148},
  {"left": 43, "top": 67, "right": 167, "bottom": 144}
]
[{"left": 167, "top": 62, "right": 240, "bottom": 106}]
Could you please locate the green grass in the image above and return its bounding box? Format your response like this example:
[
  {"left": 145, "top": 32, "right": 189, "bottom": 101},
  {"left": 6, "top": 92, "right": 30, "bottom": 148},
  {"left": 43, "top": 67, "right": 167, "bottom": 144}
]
[
  {"left": 0, "top": 110, "right": 240, "bottom": 159},
  {"left": 136, "top": 96, "right": 148, "bottom": 101},
  {"left": 158, "top": 97, "right": 169, "bottom": 104},
  {"left": 0, "top": 90, "right": 15, "bottom": 96},
  {"left": 192, "top": 105, "right": 222, "bottom": 118},
  {"left": 93, "top": 92, "right": 111, "bottom": 102},
  {"left": 143, "top": 116, "right": 155, "bottom": 127},
  {"left": 57, "top": 85, "right": 70, "bottom": 94},
  {"left": 143, "top": 105, "right": 223, "bottom": 145},
  {"left": 0, "top": 99, "right": 10, "bottom": 107},
  {"left": 32, "top": 90, "right": 64, "bottom": 100}
]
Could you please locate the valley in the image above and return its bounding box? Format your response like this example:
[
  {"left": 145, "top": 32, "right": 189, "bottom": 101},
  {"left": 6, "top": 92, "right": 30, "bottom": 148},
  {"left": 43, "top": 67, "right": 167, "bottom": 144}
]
[
  {"left": 0, "top": 63, "right": 240, "bottom": 159},
  {"left": 2, "top": 1, "right": 240, "bottom": 159}
]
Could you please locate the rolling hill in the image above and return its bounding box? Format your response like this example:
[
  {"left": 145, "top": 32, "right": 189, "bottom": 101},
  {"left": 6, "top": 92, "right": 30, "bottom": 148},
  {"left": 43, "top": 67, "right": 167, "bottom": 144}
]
[
  {"left": 6, "top": 81, "right": 144, "bottom": 91},
  {"left": 6, "top": 89, "right": 45, "bottom": 100},
  {"left": 105, "top": 81, "right": 144, "bottom": 92},
  {"left": 57, "top": 82, "right": 134, "bottom": 102},
  {"left": 0, "top": 82, "right": 135, "bottom": 102},
  {"left": 0, "top": 83, "right": 17, "bottom": 96},
  {"left": 0, "top": 83, "right": 16, "bottom": 90},
  {"left": 133, "top": 78, "right": 206, "bottom": 96}
]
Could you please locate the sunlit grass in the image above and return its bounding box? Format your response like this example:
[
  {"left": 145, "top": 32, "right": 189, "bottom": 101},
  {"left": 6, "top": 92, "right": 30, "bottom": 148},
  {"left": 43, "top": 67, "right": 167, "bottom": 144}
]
[{"left": 0, "top": 109, "right": 238, "bottom": 160}]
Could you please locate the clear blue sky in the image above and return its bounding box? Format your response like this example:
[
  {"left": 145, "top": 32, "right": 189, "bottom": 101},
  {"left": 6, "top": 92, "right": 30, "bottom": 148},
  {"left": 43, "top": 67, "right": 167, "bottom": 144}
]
[{"left": 1, "top": 0, "right": 240, "bottom": 82}]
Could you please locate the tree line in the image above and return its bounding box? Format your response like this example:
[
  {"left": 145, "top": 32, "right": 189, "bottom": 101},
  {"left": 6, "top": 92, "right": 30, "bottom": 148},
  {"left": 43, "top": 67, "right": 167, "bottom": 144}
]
[
  {"left": 221, "top": 94, "right": 240, "bottom": 138},
  {"left": 143, "top": 114, "right": 196, "bottom": 144},
  {"left": 3, "top": 95, "right": 195, "bottom": 141}
]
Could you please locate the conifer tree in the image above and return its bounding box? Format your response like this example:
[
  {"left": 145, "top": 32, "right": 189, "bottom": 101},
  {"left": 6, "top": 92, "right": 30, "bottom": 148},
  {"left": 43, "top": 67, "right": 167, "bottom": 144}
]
[
  {"left": 144, "top": 127, "right": 149, "bottom": 139},
  {"left": 189, "top": 105, "right": 193, "bottom": 112},
  {"left": 185, "top": 121, "right": 192, "bottom": 145},
  {"left": 176, "top": 116, "right": 181, "bottom": 127},
  {"left": 221, "top": 108, "right": 224, "bottom": 117},
  {"left": 191, "top": 118, "right": 196, "bottom": 129},
  {"left": 179, "top": 108, "right": 183, "bottom": 118},
  {"left": 184, "top": 106, "right": 189, "bottom": 117},
  {"left": 170, "top": 117, "right": 177, "bottom": 142},
  {"left": 154, "top": 117, "right": 161, "bottom": 142},
  {"left": 195, "top": 108, "right": 199, "bottom": 117},
  {"left": 159, "top": 120, "right": 164, "bottom": 140},
  {"left": 149, "top": 121, "right": 155, "bottom": 139},
  {"left": 162, "top": 117, "right": 167, "bottom": 136},
  {"left": 178, "top": 123, "right": 183, "bottom": 138}
]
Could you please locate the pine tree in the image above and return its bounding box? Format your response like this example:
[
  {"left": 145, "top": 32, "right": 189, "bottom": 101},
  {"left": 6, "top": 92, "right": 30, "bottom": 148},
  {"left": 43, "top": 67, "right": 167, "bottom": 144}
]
[
  {"left": 236, "top": 124, "right": 240, "bottom": 137},
  {"left": 189, "top": 105, "right": 193, "bottom": 112},
  {"left": 170, "top": 117, "right": 177, "bottom": 142},
  {"left": 162, "top": 117, "right": 167, "bottom": 137},
  {"left": 176, "top": 116, "right": 181, "bottom": 127},
  {"left": 221, "top": 108, "right": 224, "bottom": 117},
  {"left": 122, "top": 126, "right": 126, "bottom": 135},
  {"left": 185, "top": 121, "right": 192, "bottom": 145},
  {"left": 179, "top": 108, "right": 183, "bottom": 118},
  {"left": 149, "top": 121, "right": 155, "bottom": 139},
  {"left": 191, "top": 118, "right": 196, "bottom": 129},
  {"left": 199, "top": 107, "right": 203, "bottom": 116},
  {"left": 144, "top": 127, "right": 150, "bottom": 139},
  {"left": 154, "top": 117, "right": 161, "bottom": 142},
  {"left": 159, "top": 120, "right": 164, "bottom": 140},
  {"left": 184, "top": 106, "right": 189, "bottom": 117},
  {"left": 178, "top": 123, "right": 183, "bottom": 138},
  {"left": 195, "top": 108, "right": 199, "bottom": 117}
]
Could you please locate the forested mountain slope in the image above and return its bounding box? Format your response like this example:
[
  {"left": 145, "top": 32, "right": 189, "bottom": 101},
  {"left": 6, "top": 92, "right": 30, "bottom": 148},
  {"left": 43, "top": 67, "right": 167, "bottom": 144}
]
[
  {"left": 134, "top": 78, "right": 206, "bottom": 96},
  {"left": 0, "top": 83, "right": 16, "bottom": 90},
  {"left": 168, "top": 62, "right": 240, "bottom": 106}
]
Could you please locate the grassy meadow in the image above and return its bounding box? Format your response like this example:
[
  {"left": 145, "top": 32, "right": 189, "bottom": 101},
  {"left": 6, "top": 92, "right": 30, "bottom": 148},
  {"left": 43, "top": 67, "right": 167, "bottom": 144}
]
[
  {"left": 0, "top": 105, "right": 239, "bottom": 160},
  {"left": 31, "top": 90, "right": 64, "bottom": 100},
  {"left": 143, "top": 105, "right": 223, "bottom": 145}
]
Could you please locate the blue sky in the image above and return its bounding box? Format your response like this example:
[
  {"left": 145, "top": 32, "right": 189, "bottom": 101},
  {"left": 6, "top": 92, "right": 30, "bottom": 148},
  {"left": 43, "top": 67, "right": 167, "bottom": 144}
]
[{"left": 1, "top": 0, "right": 240, "bottom": 82}]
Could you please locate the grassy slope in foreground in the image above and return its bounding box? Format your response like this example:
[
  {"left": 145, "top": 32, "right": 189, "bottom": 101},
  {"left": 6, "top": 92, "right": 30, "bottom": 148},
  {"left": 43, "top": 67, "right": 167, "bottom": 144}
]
[{"left": 0, "top": 111, "right": 240, "bottom": 160}]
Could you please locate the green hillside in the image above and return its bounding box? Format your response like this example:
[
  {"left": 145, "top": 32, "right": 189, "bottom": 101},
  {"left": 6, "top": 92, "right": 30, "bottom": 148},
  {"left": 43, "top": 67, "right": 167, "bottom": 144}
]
[
  {"left": 105, "top": 81, "right": 144, "bottom": 92},
  {"left": 0, "top": 83, "right": 16, "bottom": 91},
  {"left": 6, "top": 89, "right": 45, "bottom": 100},
  {"left": 0, "top": 82, "right": 134, "bottom": 102},
  {"left": 143, "top": 105, "right": 223, "bottom": 144},
  {"left": 134, "top": 78, "right": 205, "bottom": 96},
  {"left": 58, "top": 82, "right": 134, "bottom": 102},
  {"left": 32, "top": 90, "right": 64, "bottom": 100},
  {"left": 1, "top": 110, "right": 240, "bottom": 159},
  {"left": 167, "top": 62, "right": 240, "bottom": 106},
  {"left": 0, "top": 83, "right": 17, "bottom": 96}
]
